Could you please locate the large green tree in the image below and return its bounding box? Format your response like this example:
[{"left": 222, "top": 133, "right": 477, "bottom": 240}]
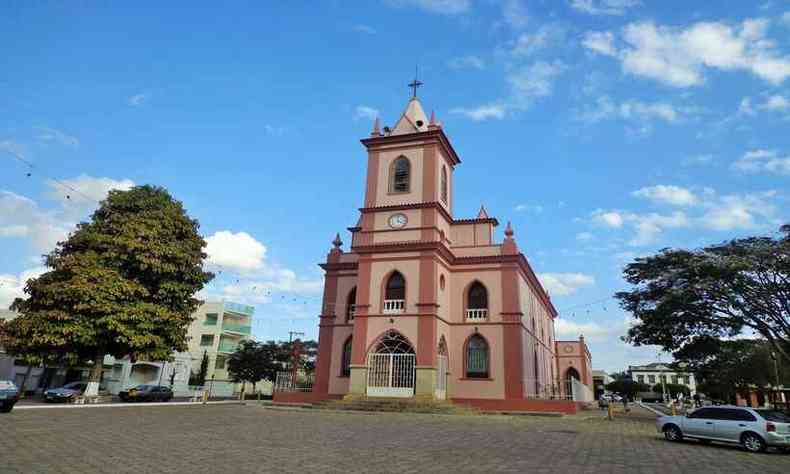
[
  {"left": 0, "top": 186, "right": 213, "bottom": 395},
  {"left": 227, "top": 340, "right": 280, "bottom": 392},
  {"left": 616, "top": 225, "right": 790, "bottom": 365},
  {"left": 673, "top": 337, "right": 789, "bottom": 403}
]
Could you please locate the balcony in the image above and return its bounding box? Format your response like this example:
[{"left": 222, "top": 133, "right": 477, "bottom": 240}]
[
  {"left": 222, "top": 322, "right": 252, "bottom": 335},
  {"left": 218, "top": 340, "right": 240, "bottom": 353},
  {"left": 347, "top": 304, "right": 356, "bottom": 321},
  {"left": 465, "top": 308, "right": 488, "bottom": 321},
  {"left": 383, "top": 299, "right": 405, "bottom": 314}
]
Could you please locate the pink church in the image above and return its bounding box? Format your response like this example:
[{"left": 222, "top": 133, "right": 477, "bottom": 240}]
[{"left": 299, "top": 92, "right": 592, "bottom": 413}]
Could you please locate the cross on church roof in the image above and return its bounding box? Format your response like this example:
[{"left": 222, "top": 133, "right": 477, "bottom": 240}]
[{"left": 408, "top": 72, "right": 423, "bottom": 98}]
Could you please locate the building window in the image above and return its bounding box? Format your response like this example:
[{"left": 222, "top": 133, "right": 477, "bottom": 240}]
[
  {"left": 465, "top": 335, "right": 489, "bottom": 378},
  {"left": 441, "top": 165, "right": 448, "bottom": 203},
  {"left": 439, "top": 274, "right": 445, "bottom": 291},
  {"left": 648, "top": 375, "right": 655, "bottom": 384},
  {"left": 200, "top": 335, "right": 214, "bottom": 346},
  {"left": 385, "top": 272, "right": 405, "bottom": 300},
  {"left": 389, "top": 157, "right": 410, "bottom": 193},
  {"left": 204, "top": 313, "right": 218, "bottom": 325},
  {"left": 637, "top": 375, "right": 645, "bottom": 384},
  {"left": 466, "top": 281, "right": 488, "bottom": 321},
  {"left": 215, "top": 356, "right": 226, "bottom": 370},
  {"left": 346, "top": 287, "right": 357, "bottom": 322},
  {"left": 671, "top": 375, "right": 678, "bottom": 384},
  {"left": 341, "top": 337, "right": 352, "bottom": 377}
]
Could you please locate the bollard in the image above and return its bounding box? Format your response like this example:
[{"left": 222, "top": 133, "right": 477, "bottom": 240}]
[{"left": 607, "top": 402, "right": 614, "bottom": 421}]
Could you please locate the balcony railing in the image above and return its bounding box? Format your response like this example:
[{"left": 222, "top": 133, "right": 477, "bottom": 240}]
[
  {"left": 218, "top": 340, "right": 240, "bottom": 353},
  {"left": 383, "top": 299, "right": 405, "bottom": 314},
  {"left": 222, "top": 322, "right": 252, "bottom": 335},
  {"left": 465, "top": 308, "right": 488, "bottom": 321},
  {"left": 347, "top": 304, "right": 356, "bottom": 321}
]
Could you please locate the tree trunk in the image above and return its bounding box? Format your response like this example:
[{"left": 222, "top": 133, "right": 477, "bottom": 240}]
[
  {"left": 18, "top": 364, "right": 34, "bottom": 398},
  {"left": 84, "top": 354, "right": 103, "bottom": 397}
]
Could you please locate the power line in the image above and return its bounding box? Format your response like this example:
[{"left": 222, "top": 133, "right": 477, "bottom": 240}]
[{"left": 4, "top": 148, "right": 101, "bottom": 204}]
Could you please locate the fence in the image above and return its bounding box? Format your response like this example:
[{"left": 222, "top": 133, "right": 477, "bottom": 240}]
[
  {"left": 274, "top": 371, "right": 314, "bottom": 393},
  {"left": 524, "top": 378, "right": 574, "bottom": 400}
]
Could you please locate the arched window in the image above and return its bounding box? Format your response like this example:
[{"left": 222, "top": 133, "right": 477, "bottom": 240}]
[
  {"left": 383, "top": 271, "right": 405, "bottom": 313},
  {"left": 390, "top": 157, "right": 410, "bottom": 193},
  {"left": 465, "top": 335, "right": 489, "bottom": 378},
  {"left": 441, "top": 165, "right": 448, "bottom": 203},
  {"left": 341, "top": 337, "right": 353, "bottom": 376},
  {"left": 346, "top": 287, "right": 357, "bottom": 322},
  {"left": 465, "top": 281, "right": 488, "bottom": 321},
  {"left": 565, "top": 367, "right": 580, "bottom": 381}
]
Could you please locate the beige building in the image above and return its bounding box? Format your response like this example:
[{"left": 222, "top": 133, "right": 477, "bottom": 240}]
[{"left": 186, "top": 301, "right": 254, "bottom": 383}]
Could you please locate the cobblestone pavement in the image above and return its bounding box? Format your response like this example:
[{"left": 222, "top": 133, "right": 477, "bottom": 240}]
[{"left": 2, "top": 404, "right": 789, "bottom": 473}]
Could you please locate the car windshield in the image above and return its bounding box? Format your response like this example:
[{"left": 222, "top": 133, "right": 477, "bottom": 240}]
[
  {"left": 755, "top": 410, "right": 790, "bottom": 423},
  {"left": 63, "top": 382, "right": 83, "bottom": 389},
  {"left": 0, "top": 381, "right": 16, "bottom": 390},
  {"left": 133, "top": 385, "right": 152, "bottom": 390}
]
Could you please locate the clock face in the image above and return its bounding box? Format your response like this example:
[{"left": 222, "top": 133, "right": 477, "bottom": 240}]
[
  {"left": 564, "top": 346, "right": 574, "bottom": 353},
  {"left": 388, "top": 213, "right": 408, "bottom": 228}
]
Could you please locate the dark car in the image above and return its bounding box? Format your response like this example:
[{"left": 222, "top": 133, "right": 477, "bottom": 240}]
[
  {"left": 118, "top": 385, "right": 173, "bottom": 402},
  {"left": 44, "top": 381, "right": 88, "bottom": 403},
  {"left": 0, "top": 380, "right": 20, "bottom": 413}
]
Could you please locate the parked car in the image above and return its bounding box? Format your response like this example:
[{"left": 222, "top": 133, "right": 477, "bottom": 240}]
[
  {"left": 0, "top": 380, "right": 20, "bottom": 413},
  {"left": 118, "top": 385, "right": 173, "bottom": 402},
  {"left": 657, "top": 405, "right": 790, "bottom": 453},
  {"left": 44, "top": 381, "right": 88, "bottom": 403}
]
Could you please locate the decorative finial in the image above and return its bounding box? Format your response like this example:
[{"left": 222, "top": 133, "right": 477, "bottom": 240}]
[
  {"left": 372, "top": 117, "right": 381, "bottom": 136},
  {"left": 504, "top": 221, "right": 514, "bottom": 238},
  {"left": 429, "top": 110, "right": 436, "bottom": 125},
  {"left": 408, "top": 65, "right": 423, "bottom": 98},
  {"left": 477, "top": 205, "right": 489, "bottom": 219},
  {"left": 332, "top": 233, "right": 343, "bottom": 249}
]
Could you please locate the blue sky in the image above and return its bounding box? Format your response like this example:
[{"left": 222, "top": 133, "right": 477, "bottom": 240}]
[{"left": 2, "top": 1, "right": 789, "bottom": 372}]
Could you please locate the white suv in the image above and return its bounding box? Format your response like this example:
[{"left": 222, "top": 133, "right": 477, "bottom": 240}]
[{"left": 657, "top": 405, "right": 790, "bottom": 453}]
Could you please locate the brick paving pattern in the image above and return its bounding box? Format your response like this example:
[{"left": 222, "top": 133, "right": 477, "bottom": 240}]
[{"left": 2, "top": 404, "right": 789, "bottom": 473}]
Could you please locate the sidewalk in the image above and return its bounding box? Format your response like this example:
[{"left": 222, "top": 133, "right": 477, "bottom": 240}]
[{"left": 13, "top": 400, "right": 244, "bottom": 410}]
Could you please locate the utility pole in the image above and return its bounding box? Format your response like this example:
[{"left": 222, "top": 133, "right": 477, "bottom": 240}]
[{"left": 771, "top": 351, "right": 781, "bottom": 408}]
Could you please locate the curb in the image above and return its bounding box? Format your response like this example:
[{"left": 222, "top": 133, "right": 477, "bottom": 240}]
[
  {"left": 638, "top": 402, "right": 666, "bottom": 417},
  {"left": 13, "top": 400, "right": 244, "bottom": 410}
]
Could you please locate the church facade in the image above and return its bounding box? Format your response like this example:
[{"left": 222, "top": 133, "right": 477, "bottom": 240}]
[{"left": 309, "top": 93, "right": 590, "bottom": 411}]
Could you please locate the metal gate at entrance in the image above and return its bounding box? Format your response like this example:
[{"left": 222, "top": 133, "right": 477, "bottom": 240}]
[{"left": 366, "top": 353, "right": 415, "bottom": 397}]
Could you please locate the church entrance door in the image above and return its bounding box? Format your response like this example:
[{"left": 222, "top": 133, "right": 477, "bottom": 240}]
[
  {"left": 435, "top": 355, "right": 448, "bottom": 400},
  {"left": 366, "top": 330, "right": 415, "bottom": 398}
]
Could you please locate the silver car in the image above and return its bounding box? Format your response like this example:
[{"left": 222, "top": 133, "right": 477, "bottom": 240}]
[{"left": 657, "top": 405, "right": 790, "bottom": 453}]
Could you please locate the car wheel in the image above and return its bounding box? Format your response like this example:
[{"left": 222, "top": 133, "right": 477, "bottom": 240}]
[
  {"left": 664, "top": 425, "right": 683, "bottom": 442},
  {"left": 698, "top": 439, "right": 711, "bottom": 445},
  {"left": 741, "top": 432, "right": 767, "bottom": 453},
  {"left": 0, "top": 404, "right": 13, "bottom": 413}
]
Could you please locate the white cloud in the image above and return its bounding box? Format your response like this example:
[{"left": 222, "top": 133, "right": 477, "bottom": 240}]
[
  {"left": 699, "top": 190, "right": 778, "bottom": 231},
  {"left": 447, "top": 55, "right": 485, "bottom": 70},
  {"left": 591, "top": 208, "right": 690, "bottom": 245},
  {"left": 353, "top": 105, "right": 379, "bottom": 121},
  {"left": 34, "top": 127, "right": 79, "bottom": 148},
  {"left": 0, "top": 267, "right": 47, "bottom": 310},
  {"left": 758, "top": 94, "right": 790, "bottom": 111},
  {"left": 0, "top": 190, "right": 72, "bottom": 252},
  {"left": 514, "top": 203, "right": 543, "bottom": 213},
  {"left": 582, "top": 31, "right": 617, "bottom": 56},
  {"left": 128, "top": 93, "right": 148, "bottom": 106},
  {"left": 586, "top": 19, "right": 790, "bottom": 87},
  {"left": 507, "top": 60, "right": 566, "bottom": 104},
  {"left": 502, "top": 0, "right": 529, "bottom": 29},
  {"left": 732, "top": 149, "right": 790, "bottom": 175},
  {"left": 204, "top": 231, "right": 267, "bottom": 272},
  {"left": 0, "top": 140, "right": 27, "bottom": 161},
  {"left": 592, "top": 209, "right": 625, "bottom": 228},
  {"left": 570, "top": 0, "right": 640, "bottom": 16},
  {"left": 450, "top": 103, "right": 506, "bottom": 121},
  {"left": 576, "top": 96, "right": 691, "bottom": 124},
  {"left": 510, "top": 24, "right": 564, "bottom": 57},
  {"left": 576, "top": 232, "right": 594, "bottom": 241},
  {"left": 632, "top": 185, "right": 699, "bottom": 206},
  {"left": 385, "top": 0, "right": 470, "bottom": 15},
  {"left": 738, "top": 97, "right": 757, "bottom": 116},
  {"left": 352, "top": 24, "right": 376, "bottom": 34},
  {"left": 538, "top": 272, "right": 596, "bottom": 296},
  {"left": 555, "top": 318, "right": 627, "bottom": 342}
]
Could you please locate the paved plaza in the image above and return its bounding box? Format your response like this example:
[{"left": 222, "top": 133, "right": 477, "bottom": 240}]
[{"left": 2, "top": 404, "right": 789, "bottom": 473}]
